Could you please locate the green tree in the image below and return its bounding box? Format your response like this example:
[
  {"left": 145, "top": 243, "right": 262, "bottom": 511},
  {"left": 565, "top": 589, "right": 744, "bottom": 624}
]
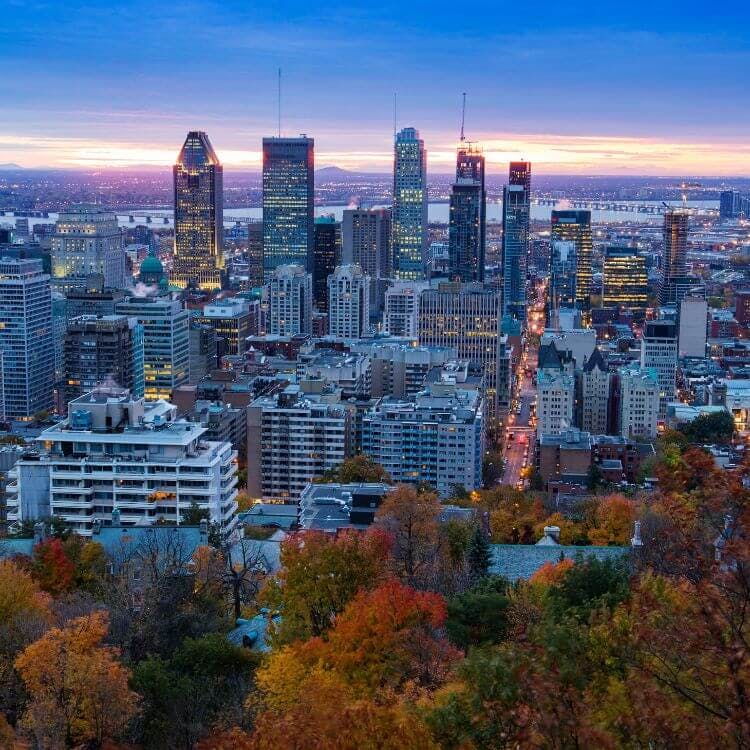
[
  {"left": 446, "top": 576, "right": 510, "bottom": 649},
  {"left": 315, "top": 454, "right": 392, "bottom": 484},
  {"left": 467, "top": 526, "right": 492, "bottom": 581},
  {"left": 678, "top": 410, "right": 735, "bottom": 445}
]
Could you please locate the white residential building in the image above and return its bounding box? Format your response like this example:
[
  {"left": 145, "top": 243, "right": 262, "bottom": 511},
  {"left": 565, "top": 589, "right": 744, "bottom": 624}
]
[
  {"left": 578, "top": 348, "right": 610, "bottom": 435},
  {"left": 6, "top": 388, "right": 239, "bottom": 536},
  {"left": 266, "top": 264, "right": 313, "bottom": 336},
  {"left": 247, "top": 384, "right": 352, "bottom": 500},
  {"left": 618, "top": 365, "right": 660, "bottom": 439},
  {"left": 537, "top": 370, "right": 575, "bottom": 437},
  {"left": 384, "top": 281, "right": 428, "bottom": 338},
  {"left": 327, "top": 264, "right": 370, "bottom": 339},
  {"left": 641, "top": 320, "right": 678, "bottom": 418},
  {"left": 361, "top": 382, "right": 485, "bottom": 497}
]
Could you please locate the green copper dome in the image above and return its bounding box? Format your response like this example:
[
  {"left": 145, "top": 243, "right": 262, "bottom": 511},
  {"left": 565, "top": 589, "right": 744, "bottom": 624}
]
[{"left": 140, "top": 253, "right": 164, "bottom": 274}]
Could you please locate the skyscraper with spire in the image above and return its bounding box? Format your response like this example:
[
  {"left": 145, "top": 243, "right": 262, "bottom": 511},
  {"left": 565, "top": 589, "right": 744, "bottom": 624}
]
[
  {"left": 448, "top": 142, "right": 486, "bottom": 282},
  {"left": 392, "top": 127, "right": 427, "bottom": 280},
  {"left": 502, "top": 161, "right": 531, "bottom": 321},
  {"left": 172, "top": 131, "right": 225, "bottom": 291}
]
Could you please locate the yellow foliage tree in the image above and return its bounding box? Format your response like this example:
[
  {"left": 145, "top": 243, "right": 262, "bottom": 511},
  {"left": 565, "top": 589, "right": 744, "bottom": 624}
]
[
  {"left": 534, "top": 513, "right": 585, "bottom": 545},
  {"left": 588, "top": 494, "right": 637, "bottom": 546},
  {"left": 14, "top": 611, "right": 138, "bottom": 748}
]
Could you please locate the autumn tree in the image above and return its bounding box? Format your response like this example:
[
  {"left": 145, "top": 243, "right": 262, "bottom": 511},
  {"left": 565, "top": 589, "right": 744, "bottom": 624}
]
[
  {"left": 259, "top": 529, "right": 391, "bottom": 645},
  {"left": 316, "top": 453, "right": 392, "bottom": 484},
  {"left": 587, "top": 494, "right": 638, "bottom": 546},
  {"left": 373, "top": 485, "right": 442, "bottom": 587},
  {"left": 14, "top": 611, "right": 138, "bottom": 748},
  {"left": 32, "top": 537, "right": 75, "bottom": 596}
]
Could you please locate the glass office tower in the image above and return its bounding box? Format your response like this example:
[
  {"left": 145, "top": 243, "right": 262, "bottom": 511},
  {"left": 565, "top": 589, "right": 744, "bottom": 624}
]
[
  {"left": 313, "top": 216, "right": 341, "bottom": 312},
  {"left": 551, "top": 209, "right": 592, "bottom": 312},
  {"left": 448, "top": 143, "right": 485, "bottom": 282},
  {"left": 502, "top": 162, "right": 531, "bottom": 321},
  {"left": 660, "top": 208, "right": 689, "bottom": 306},
  {"left": 603, "top": 246, "right": 648, "bottom": 313},
  {"left": 392, "top": 127, "right": 427, "bottom": 280},
  {"left": 262, "top": 136, "right": 315, "bottom": 280},
  {"left": 172, "top": 131, "right": 225, "bottom": 291}
]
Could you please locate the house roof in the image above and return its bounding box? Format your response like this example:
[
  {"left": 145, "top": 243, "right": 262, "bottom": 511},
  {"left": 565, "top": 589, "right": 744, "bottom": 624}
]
[
  {"left": 227, "top": 610, "right": 281, "bottom": 652},
  {"left": 0, "top": 537, "right": 35, "bottom": 559},
  {"left": 489, "top": 543, "right": 629, "bottom": 582}
]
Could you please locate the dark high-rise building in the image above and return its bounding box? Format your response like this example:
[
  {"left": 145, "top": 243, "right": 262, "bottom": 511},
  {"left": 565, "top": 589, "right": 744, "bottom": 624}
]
[
  {"left": 660, "top": 208, "right": 688, "bottom": 306},
  {"left": 313, "top": 216, "right": 341, "bottom": 312},
  {"left": 502, "top": 162, "right": 531, "bottom": 321},
  {"left": 63, "top": 315, "right": 143, "bottom": 406},
  {"left": 392, "top": 127, "right": 427, "bottom": 280},
  {"left": 509, "top": 161, "right": 531, "bottom": 193},
  {"left": 719, "top": 190, "right": 742, "bottom": 220},
  {"left": 448, "top": 143, "right": 485, "bottom": 283},
  {"left": 262, "top": 136, "right": 315, "bottom": 280},
  {"left": 602, "top": 247, "right": 648, "bottom": 314},
  {"left": 172, "top": 131, "right": 225, "bottom": 291},
  {"left": 551, "top": 210, "right": 592, "bottom": 312},
  {"left": 342, "top": 208, "right": 391, "bottom": 279}
]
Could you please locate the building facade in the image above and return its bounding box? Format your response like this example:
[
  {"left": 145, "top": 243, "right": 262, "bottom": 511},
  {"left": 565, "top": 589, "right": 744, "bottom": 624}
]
[
  {"left": 383, "top": 281, "right": 428, "bottom": 338},
  {"left": 199, "top": 298, "right": 255, "bottom": 356},
  {"left": 618, "top": 365, "right": 660, "bottom": 439},
  {"left": 0, "top": 257, "right": 54, "bottom": 419},
  {"left": 313, "top": 216, "right": 341, "bottom": 313},
  {"left": 361, "top": 382, "right": 484, "bottom": 496},
  {"left": 342, "top": 208, "right": 391, "bottom": 279},
  {"left": 262, "top": 136, "right": 315, "bottom": 279},
  {"left": 392, "top": 127, "right": 428, "bottom": 279},
  {"left": 551, "top": 210, "right": 592, "bottom": 313},
  {"left": 115, "top": 296, "right": 190, "bottom": 400},
  {"left": 6, "top": 389, "right": 238, "bottom": 536},
  {"left": 501, "top": 183, "right": 529, "bottom": 321},
  {"left": 51, "top": 207, "right": 126, "bottom": 292},
  {"left": 602, "top": 246, "right": 648, "bottom": 314},
  {"left": 537, "top": 370, "right": 575, "bottom": 437},
  {"left": 448, "top": 143, "right": 485, "bottom": 283},
  {"left": 327, "top": 264, "right": 370, "bottom": 339},
  {"left": 661, "top": 208, "right": 689, "bottom": 305},
  {"left": 266, "top": 264, "right": 313, "bottom": 337},
  {"left": 641, "top": 320, "right": 678, "bottom": 418},
  {"left": 63, "top": 315, "right": 144, "bottom": 405}
]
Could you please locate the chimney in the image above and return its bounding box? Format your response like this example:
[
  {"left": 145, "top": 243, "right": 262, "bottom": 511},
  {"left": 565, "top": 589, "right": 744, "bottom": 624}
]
[
  {"left": 543, "top": 525, "right": 560, "bottom": 544},
  {"left": 92, "top": 518, "right": 102, "bottom": 536},
  {"left": 111, "top": 507, "right": 121, "bottom": 526}
]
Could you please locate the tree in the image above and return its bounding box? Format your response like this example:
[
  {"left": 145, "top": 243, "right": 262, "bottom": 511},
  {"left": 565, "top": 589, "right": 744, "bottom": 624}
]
[
  {"left": 259, "top": 529, "right": 390, "bottom": 645},
  {"left": 182, "top": 500, "right": 209, "bottom": 524},
  {"left": 678, "top": 410, "right": 735, "bottom": 445},
  {"left": 32, "top": 537, "right": 75, "bottom": 596},
  {"left": 488, "top": 493, "right": 545, "bottom": 544},
  {"left": 467, "top": 526, "right": 492, "bottom": 581},
  {"left": 14, "top": 611, "right": 138, "bottom": 748},
  {"left": 587, "top": 494, "right": 637, "bottom": 546},
  {"left": 446, "top": 576, "right": 510, "bottom": 649},
  {"left": 315, "top": 454, "right": 392, "bottom": 484},
  {"left": 373, "top": 485, "right": 441, "bottom": 586}
]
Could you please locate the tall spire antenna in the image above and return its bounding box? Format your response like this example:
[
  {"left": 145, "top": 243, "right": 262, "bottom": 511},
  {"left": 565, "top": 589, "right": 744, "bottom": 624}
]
[
  {"left": 460, "top": 92, "right": 466, "bottom": 142},
  {"left": 393, "top": 92, "right": 397, "bottom": 138},
  {"left": 277, "top": 68, "right": 282, "bottom": 138}
]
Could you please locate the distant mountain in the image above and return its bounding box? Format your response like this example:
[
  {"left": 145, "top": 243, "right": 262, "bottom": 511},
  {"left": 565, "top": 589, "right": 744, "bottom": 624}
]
[
  {"left": 316, "top": 166, "right": 355, "bottom": 178},
  {"left": 0, "top": 163, "right": 23, "bottom": 170}
]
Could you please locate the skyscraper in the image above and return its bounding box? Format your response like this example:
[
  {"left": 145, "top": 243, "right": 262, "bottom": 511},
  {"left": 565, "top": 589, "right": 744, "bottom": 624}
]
[
  {"left": 172, "top": 131, "right": 225, "bottom": 291},
  {"left": 502, "top": 161, "right": 531, "bottom": 321},
  {"left": 448, "top": 143, "right": 485, "bottom": 283},
  {"left": 392, "top": 127, "right": 428, "bottom": 280},
  {"left": 602, "top": 246, "right": 648, "bottom": 314},
  {"left": 115, "top": 296, "right": 189, "bottom": 400},
  {"left": 551, "top": 210, "right": 592, "bottom": 312},
  {"left": 342, "top": 208, "right": 391, "bottom": 279},
  {"left": 51, "top": 207, "right": 126, "bottom": 292},
  {"left": 262, "top": 136, "right": 314, "bottom": 279},
  {"left": 328, "top": 264, "right": 370, "bottom": 339},
  {"left": 313, "top": 216, "right": 341, "bottom": 312},
  {"left": 0, "top": 257, "right": 54, "bottom": 419},
  {"left": 719, "top": 190, "right": 742, "bottom": 220},
  {"left": 641, "top": 320, "right": 678, "bottom": 418},
  {"left": 660, "top": 208, "right": 688, "bottom": 306}
]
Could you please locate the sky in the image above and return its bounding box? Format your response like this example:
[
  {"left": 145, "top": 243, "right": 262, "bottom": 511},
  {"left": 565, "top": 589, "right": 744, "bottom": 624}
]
[{"left": 0, "top": 0, "right": 749, "bottom": 175}]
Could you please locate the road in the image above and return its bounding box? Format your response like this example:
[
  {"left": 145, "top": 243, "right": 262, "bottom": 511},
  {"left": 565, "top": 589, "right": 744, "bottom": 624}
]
[{"left": 501, "top": 282, "right": 546, "bottom": 490}]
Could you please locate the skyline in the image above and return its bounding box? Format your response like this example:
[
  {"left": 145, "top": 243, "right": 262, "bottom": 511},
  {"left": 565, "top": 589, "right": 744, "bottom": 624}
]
[{"left": 1, "top": 1, "right": 749, "bottom": 174}]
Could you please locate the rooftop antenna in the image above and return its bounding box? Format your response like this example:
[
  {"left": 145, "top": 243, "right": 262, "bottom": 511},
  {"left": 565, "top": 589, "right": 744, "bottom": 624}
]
[
  {"left": 393, "top": 92, "right": 397, "bottom": 138},
  {"left": 277, "top": 68, "right": 282, "bottom": 138},
  {"left": 460, "top": 92, "right": 467, "bottom": 142}
]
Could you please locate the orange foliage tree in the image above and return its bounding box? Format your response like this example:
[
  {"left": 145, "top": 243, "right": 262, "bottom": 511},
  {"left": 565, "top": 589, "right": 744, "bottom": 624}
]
[
  {"left": 588, "top": 494, "right": 637, "bottom": 546},
  {"left": 32, "top": 538, "right": 76, "bottom": 596},
  {"left": 14, "top": 611, "right": 138, "bottom": 748}
]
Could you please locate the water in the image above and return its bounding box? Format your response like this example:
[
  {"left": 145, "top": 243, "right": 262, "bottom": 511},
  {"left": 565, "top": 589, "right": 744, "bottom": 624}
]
[{"left": 0, "top": 199, "right": 719, "bottom": 231}]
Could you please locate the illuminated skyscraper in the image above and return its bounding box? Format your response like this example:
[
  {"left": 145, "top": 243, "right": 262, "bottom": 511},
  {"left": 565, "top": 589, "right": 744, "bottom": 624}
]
[
  {"left": 602, "top": 246, "right": 648, "bottom": 314},
  {"left": 502, "top": 161, "right": 531, "bottom": 321},
  {"left": 313, "top": 216, "right": 341, "bottom": 312},
  {"left": 448, "top": 143, "right": 485, "bottom": 282},
  {"left": 342, "top": 208, "right": 391, "bottom": 279},
  {"left": 392, "top": 127, "right": 427, "bottom": 279},
  {"left": 660, "top": 208, "right": 689, "bottom": 306},
  {"left": 551, "top": 210, "right": 592, "bottom": 312},
  {"left": 172, "top": 131, "right": 225, "bottom": 291},
  {"left": 262, "top": 136, "right": 314, "bottom": 279}
]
